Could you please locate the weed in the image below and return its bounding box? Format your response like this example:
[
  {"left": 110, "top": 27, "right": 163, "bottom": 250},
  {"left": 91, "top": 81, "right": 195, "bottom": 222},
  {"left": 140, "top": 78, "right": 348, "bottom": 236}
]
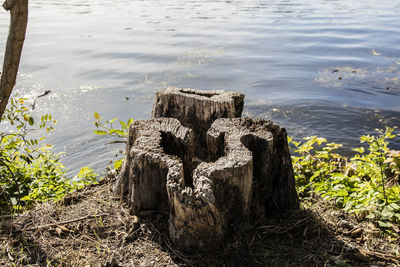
[
  {"left": 0, "top": 98, "right": 98, "bottom": 214},
  {"left": 290, "top": 127, "right": 400, "bottom": 236}
]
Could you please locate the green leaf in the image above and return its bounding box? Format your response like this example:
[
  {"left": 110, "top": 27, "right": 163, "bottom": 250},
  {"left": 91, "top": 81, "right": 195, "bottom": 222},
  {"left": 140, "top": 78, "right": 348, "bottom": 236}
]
[
  {"left": 28, "top": 117, "right": 34, "bottom": 125},
  {"left": 389, "top": 203, "right": 400, "bottom": 210},
  {"left": 120, "top": 121, "right": 127, "bottom": 130},
  {"left": 365, "top": 213, "right": 375, "bottom": 219},
  {"left": 109, "top": 117, "right": 118, "bottom": 123},
  {"left": 336, "top": 189, "right": 348, "bottom": 197},
  {"left": 113, "top": 158, "right": 124, "bottom": 170},
  {"left": 93, "top": 130, "right": 107, "bottom": 135},
  {"left": 377, "top": 220, "right": 393, "bottom": 228},
  {"left": 343, "top": 201, "right": 354, "bottom": 211},
  {"left": 20, "top": 154, "right": 32, "bottom": 164},
  {"left": 352, "top": 147, "right": 365, "bottom": 154}
]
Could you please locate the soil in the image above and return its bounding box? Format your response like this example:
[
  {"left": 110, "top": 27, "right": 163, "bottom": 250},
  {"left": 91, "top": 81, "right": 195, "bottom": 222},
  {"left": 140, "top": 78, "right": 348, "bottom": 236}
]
[{"left": 1, "top": 176, "right": 399, "bottom": 267}]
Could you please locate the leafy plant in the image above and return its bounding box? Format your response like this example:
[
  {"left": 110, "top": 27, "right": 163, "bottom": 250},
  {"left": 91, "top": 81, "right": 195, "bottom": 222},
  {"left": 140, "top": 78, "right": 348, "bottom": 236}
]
[
  {"left": 93, "top": 111, "right": 133, "bottom": 138},
  {"left": 290, "top": 128, "right": 400, "bottom": 234},
  {"left": 93, "top": 112, "right": 133, "bottom": 171},
  {"left": 289, "top": 136, "right": 345, "bottom": 197},
  {"left": 0, "top": 98, "right": 97, "bottom": 214}
]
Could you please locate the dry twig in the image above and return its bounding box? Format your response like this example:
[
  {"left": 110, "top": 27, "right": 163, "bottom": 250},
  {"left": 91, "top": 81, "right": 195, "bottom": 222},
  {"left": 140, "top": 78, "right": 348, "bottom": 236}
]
[{"left": 24, "top": 214, "right": 108, "bottom": 231}]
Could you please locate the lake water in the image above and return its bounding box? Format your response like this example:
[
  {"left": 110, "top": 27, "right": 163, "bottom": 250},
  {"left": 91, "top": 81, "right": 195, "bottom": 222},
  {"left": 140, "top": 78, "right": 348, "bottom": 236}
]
[{"left": 1, "top": 0, "right": 400, "bottom": 176}]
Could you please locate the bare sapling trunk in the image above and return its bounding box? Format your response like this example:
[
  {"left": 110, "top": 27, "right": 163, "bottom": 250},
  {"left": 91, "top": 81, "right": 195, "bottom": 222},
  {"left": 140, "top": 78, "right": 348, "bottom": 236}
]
[{"left": 0, "top": 0, "right": 28, "bottom": 121}]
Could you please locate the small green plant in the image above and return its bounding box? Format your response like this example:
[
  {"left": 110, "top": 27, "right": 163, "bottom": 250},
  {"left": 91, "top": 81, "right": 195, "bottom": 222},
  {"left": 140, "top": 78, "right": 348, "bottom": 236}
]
[
  {"left": 93, "top": 111, "right": 133, "bottom": 138},
  {"left": 289, "top": 136, "right": 345, "bottom": 197},
  {"left": 290, "top": 127, "right": 400, "bottom": 234},
  {"left": 93, "top": 112, "right": 133, "bottom": 171},
  {"left": 0, "top": 98, "right": 98, "bottom": 214}
]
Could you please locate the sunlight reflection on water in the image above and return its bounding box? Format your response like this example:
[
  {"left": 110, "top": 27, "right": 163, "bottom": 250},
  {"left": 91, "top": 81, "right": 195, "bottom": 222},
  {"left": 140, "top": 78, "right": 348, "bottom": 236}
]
[{"left": 0, "top": 0, "right": 399, "bottom": 175}]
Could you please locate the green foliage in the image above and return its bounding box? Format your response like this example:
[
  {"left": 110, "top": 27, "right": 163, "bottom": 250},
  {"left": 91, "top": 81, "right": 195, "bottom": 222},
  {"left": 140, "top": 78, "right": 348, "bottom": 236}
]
[
  {"left": 112, "top": 158, "right": 124, "bottom": 171},
  {"left": 93, "top": 111, "right": 133, "bottom": 138},
  {"left": 386, "top": 150, "right": 400, "bottom": 178},
  {"left": 93, "top": 112, "right": 133, "bottom": 172},
  {"left": 0, "top": 98, "right": 98, "bottom": 214},
  {"left": 290, "top": 127, "right": 400, "bottom": 234}
]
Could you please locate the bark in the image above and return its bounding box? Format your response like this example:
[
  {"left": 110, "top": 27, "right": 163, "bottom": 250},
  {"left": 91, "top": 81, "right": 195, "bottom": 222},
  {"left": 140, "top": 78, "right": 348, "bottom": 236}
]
[
  {"left": 113, "top": 118, "right": 194, "bottom": 205},
  {"left": 207, "top": 118, "right": 299, "bottom": 220},
  {"left": 0, "top": 0, "right": 28, "bottom": 121},
  {"left": 116, "top": 89, "right": 299, "bottom": 252}
]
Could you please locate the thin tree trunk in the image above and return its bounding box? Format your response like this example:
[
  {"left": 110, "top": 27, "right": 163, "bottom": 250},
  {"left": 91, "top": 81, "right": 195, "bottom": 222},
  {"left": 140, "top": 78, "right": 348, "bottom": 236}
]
[{"left": 0, "top": 0, "right": 28, "bottom": 121}]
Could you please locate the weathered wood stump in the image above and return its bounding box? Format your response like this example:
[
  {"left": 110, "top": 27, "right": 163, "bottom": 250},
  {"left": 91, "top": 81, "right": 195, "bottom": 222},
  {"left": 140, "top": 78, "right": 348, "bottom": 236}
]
[
  {"left": 207, "top": 118, "right": 299, "bottom": 220},
  {"left": 113, "top": 118, "right": 194, "bottom": 202},
  {"left": 114, "top": 88, "right": 299, "bottom": 253},
  {"left": 152, "top": 87, "right": 244, "bottom": 160}
]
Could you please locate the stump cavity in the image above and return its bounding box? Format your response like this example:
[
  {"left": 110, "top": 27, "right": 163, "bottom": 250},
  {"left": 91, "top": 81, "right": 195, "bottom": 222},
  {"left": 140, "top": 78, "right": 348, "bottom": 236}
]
[{"left": 152, "top": 87, "right": 244, "bottom": 160}]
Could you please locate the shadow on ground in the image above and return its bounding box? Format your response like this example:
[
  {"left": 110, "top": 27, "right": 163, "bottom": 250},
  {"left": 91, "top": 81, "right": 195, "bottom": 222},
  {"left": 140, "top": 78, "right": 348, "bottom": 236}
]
[
  {"left": 0, "top": 179, "right": 396, "bottom": 266},
  {"left": 144, "top": 208, "right": 368, "bottom": 267}
]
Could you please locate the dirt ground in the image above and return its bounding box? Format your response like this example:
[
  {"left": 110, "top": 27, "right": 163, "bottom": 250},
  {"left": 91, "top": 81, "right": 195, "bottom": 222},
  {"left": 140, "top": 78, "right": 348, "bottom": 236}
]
[{"left": 1, "top": 177, "right": 399, "bottom": 266}]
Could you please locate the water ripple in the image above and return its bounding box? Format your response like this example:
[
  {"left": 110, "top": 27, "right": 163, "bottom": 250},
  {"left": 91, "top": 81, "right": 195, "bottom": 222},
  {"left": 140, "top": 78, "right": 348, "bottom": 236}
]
[{"left": 0, "top": 0, "right": 399, "bottom": 175}]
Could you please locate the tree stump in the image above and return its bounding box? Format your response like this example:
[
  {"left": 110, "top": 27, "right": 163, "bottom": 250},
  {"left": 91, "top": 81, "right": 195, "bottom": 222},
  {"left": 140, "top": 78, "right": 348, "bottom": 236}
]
[
  {"left": 152, "top": 87, "right": 244, "bottom": 160},
  {"left": 112, "top": 118, "right": 194, "bottom": 204},
  {"left": 114, "top": 88, "right": 299, "bottom": 253},
  {"left": 206, "top": 118, "right": 299, "bottom": 220}
]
